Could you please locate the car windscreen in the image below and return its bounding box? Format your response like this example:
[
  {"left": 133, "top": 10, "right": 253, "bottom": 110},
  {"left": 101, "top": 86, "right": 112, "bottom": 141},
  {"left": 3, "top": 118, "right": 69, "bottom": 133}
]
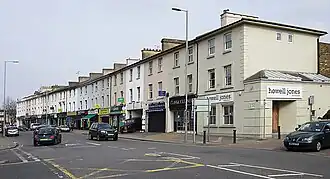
[
  {"left": 38, "top": 128, "right": 55, "bottom": 135},
  {"left": 98, "top": 123, "right": 112, "bottom": 129},
  {"left": 8, "top": 126, "right": 17, "bottom": 129},
  {"left": 298, "top": 122, "right": 326, "bottom": 132}
]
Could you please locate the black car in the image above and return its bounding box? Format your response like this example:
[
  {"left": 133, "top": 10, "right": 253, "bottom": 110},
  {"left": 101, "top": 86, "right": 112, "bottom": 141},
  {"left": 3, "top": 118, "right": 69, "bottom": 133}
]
[
  {"left": 33, "top": 127, "right": 62, "bottom": 146},
  {"left": 283, "top": 120, "right": 330, "bottom": 152},
  {"left": 88, "top": 122, "right": 118, "bottom": 141}
]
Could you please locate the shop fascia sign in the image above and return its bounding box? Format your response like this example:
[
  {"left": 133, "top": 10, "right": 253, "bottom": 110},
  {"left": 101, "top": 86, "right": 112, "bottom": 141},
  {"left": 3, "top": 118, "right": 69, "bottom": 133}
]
[
  {"left": 99, "top": 108, "right": 110, "bottom": 115},
  {"left": 205, "top": 92, "right": 234, "bottom": 104},
  {"left": 266, "top": 86, "right": 302, "bottom": 99}
]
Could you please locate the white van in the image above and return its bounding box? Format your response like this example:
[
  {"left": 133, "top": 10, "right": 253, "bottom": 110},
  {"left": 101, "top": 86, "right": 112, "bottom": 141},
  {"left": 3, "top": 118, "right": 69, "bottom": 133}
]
[{"left": 30, "top": 123, "right": 41, "bottom": 130}]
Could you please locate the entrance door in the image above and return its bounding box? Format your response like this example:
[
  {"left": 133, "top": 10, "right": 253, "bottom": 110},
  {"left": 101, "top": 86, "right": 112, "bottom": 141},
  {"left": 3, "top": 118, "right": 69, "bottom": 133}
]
[{"left": 272, "top": 101, "right": 279, "bottom": 133}]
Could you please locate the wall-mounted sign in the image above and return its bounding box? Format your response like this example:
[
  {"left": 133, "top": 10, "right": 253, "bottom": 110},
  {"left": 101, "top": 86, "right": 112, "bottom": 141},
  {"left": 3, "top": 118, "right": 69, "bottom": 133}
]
[
  {"left": 169, "top": 94, "right": 196, "bottom": 110},
  {"left": 94, "top": 104, "right": 101, "bottom": 109},
  {"left": 205, "top": 92, "right": 234, "bottom": 103},
  {"left": 158, "top": 91, "right": 166, "bottom": 97},
  {"left": 99, "top": 108, "right": 110, "bottom": 115},
  {"left": 147, "top": 102, "right": 165, "bottom": 112},
  {"left": 266, "top": 86, "right": 302, "bottom": 99},
  {"left": 118, "top": 98, "right": 125, "bottom": 103},
  {"left": 67, "top": 111, "right": 77, "bottom": 116},
  {"left": 110, "top": 105, "right": 124, "bottom": 115}
]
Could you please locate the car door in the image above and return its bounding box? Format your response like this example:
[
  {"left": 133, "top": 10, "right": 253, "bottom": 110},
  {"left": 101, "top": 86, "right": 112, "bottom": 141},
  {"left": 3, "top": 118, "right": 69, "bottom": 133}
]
[
  {"left": 323, "top": 123, "right": 330, "bottom": 147},
  {"left": 90, "top": 124, "right": 97, "bottom": 137}
]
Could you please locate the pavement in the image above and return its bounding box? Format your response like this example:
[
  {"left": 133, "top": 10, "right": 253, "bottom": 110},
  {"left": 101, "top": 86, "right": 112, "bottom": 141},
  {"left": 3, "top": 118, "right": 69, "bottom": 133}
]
[
  {"left": 0, "top": 136, "right": 18, "bottom": 151},
  {"left": 0, "top": 131, "right": 329, "bottom": 179}
]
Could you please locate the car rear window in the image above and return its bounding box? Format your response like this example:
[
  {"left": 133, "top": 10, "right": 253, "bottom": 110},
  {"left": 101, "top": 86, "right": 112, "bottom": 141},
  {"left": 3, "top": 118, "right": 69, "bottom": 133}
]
[{"left": 38, "top": 128, "right": 55, "bottom": 134}]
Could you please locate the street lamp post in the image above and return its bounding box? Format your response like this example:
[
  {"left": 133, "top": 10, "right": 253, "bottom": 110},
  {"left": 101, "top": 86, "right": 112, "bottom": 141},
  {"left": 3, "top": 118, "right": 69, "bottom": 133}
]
[
  {"left": 2, "top": 60, "right": 19, "bottom": 137},
  {"left": 172, "top": 7, "right": 189, "bottom": 142}
]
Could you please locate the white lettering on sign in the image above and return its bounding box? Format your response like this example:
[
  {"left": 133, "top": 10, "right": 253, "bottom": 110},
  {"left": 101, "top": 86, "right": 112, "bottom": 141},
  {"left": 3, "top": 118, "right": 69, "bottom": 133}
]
[
  {"left": 206, "top": 92, "right": 234, "bottom": 103},
  {"left": 266, "top": 86, "right": 302, "bottom": 99}
]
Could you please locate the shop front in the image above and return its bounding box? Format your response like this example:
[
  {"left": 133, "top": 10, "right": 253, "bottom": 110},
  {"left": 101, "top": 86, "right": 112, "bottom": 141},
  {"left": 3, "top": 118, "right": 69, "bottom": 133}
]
[
  {"left": 99, "top": 108, "right": 110, "bottom": 123},
  {"left": 57, "top": 112, "right": 67, "bottom": 126},
  {"left": 81, "top": 109, "right": 98, "bottom": 129},
  {"left": 109, "top": 105, "right": 125, "bottom": 129},
  {"left": 147, "top": 101, "right": 166, "bottom": 132},
  {"left": 66, "top": 111, "right": 77, "bottom": 127},
  {"left": 77, "top": 110, "right": 88, "bottom": 129},
  {"left": 169, "top": 94, "right": 196, "bottom": 133}
]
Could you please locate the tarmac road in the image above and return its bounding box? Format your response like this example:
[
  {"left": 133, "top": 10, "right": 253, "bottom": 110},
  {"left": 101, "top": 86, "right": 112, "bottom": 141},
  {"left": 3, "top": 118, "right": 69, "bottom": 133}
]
[{"left": 0, "top": 131, "right": 329, "bottom": 179}]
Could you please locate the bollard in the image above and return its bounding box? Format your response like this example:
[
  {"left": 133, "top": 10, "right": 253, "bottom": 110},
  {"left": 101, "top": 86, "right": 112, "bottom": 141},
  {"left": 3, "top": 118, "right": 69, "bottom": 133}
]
[
  {"left": 233, "top": 130, "right": 237, "bottom": 144},
  {"left": 203, "top": 131, "right": 206, "bottom": 144},
  {"left": 277, "top": 126, "right": 281, "bottom": 139}
]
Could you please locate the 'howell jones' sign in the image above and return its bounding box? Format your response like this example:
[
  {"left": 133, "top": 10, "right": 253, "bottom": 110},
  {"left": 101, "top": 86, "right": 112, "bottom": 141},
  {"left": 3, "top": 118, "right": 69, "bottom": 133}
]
[
  {"left": 266, "top": 86, "right": 302, "bottom": 99},
  {"left": 205, "top": 92, "right": 234, "bottom": 103}
]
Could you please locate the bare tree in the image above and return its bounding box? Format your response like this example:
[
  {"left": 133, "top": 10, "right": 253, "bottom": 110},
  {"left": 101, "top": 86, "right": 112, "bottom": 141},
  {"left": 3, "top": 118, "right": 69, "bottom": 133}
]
[{"left": 3, "top": 97, "right": 17, "bottom": 121}]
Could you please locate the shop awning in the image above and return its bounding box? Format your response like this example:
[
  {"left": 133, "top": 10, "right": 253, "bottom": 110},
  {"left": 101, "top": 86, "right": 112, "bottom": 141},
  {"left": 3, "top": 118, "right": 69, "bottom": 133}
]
[{"left": 82, "top": 114, "right": 96, "bottom": 120}]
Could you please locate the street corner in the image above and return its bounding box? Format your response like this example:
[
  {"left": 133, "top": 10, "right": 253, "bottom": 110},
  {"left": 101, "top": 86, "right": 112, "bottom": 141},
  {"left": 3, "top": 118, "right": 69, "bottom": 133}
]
[{"left": 0, "top": 137, "right": 19, "bottom": 151}]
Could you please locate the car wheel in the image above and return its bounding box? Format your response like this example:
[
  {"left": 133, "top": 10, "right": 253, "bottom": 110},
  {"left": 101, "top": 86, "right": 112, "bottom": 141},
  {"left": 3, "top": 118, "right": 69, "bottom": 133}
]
[
  {"left": 96, "top": 134, "right": 100, "bottom": 141},
  {"left": 315, "top": 141, "right": 322, "bottom": 152},
  {"left": 113, "top": 136, "right": 118, "bottom": 141},
  {"left": 88, "top": 133, "right": 93, "bottom": 140}
]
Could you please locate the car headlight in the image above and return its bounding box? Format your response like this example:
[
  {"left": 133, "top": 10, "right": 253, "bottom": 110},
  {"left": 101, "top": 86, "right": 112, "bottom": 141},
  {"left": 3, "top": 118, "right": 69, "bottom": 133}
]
[
  {"left": 285, "top": 136, "right": 289, "bottom": 140},
  {"left": 114, "top": 130, "right": 117, "bottom": 133},
  {"left": 302, "top": 136, "right": 313, "bottom": 143}
]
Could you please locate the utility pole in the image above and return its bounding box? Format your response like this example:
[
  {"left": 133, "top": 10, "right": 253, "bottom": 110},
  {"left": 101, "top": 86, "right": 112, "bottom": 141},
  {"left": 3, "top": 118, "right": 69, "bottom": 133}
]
[
  {"left": 2, "top": 60, "right": 19, "bottom": 137},
  {"left": 172, "top": 7, "right": 189, "bottom": 143}
]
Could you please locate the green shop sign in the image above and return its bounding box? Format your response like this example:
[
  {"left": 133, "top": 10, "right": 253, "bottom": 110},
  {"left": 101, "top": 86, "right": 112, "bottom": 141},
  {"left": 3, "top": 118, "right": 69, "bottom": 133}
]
[{"left": 110, "top": 106, "right": 124, "bottom": 115}]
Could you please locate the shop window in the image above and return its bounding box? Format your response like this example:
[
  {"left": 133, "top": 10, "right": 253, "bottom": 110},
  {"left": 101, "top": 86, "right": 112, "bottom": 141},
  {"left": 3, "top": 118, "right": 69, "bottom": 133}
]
[
  {"left": 223, "top": 105, "right": 234, "bottom": 125},
  {"left": 210, "top": 106, "right": 216, "bottom": 125}
]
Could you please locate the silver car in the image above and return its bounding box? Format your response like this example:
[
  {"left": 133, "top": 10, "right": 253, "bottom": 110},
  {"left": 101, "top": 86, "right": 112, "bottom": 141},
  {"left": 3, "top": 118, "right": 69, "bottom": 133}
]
[{"left": 5, "top": 126, "right": 19, "bottom": 137}]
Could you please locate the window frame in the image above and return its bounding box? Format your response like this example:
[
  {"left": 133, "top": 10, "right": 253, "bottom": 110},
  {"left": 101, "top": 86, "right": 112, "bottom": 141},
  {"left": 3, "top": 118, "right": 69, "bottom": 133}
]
[
  {"left": 208, "top": 38, "right": 215, "bottom": 56},
  {"left": 276, "top": 32, "right": 282, "bottom": 41},
  {"left": 210, "top": 105, "right": 216, "bottom": 125},
  {"left": 188, "top": 46, "right": 193, "bottom": 63},
  {"left": 208, "top": 69, "right": 216, "bottom": 89},
  {"left": 158, "top": 58, "right": 163, "bottom": 72},
  {"left": 224, "top": 32, "right": 232, "bottom": 51},
  {"left": 174, "top": 52, "right": 179, "bottom": 67},
  {"left": 148, "top": 61, "right": 153, "bottom": 75},
  {"left": 223, "top": 105, "right": 234, "bottom": 125},
  {"left": 129, "top": 69, "right": 133, "bottom": 82},
  {"left": 288, "top": 34, "right": 293, "bottom": 43},
  {"left": 174, "top": 77, "right": 180, "bottom": 95},
  {"left": 224, "top": 65, "right": 232, "bottom": 86},
  {"left": 187, "top": 74, "right": 193, "bottom": 93},
  {"left": 148, "top": 84, "right": 153, "bottom": 99}
]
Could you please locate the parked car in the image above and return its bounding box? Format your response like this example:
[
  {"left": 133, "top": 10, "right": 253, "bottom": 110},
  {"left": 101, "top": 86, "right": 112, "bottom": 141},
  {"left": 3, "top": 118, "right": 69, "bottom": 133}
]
[
  {"left": 33, "top": 127, "right": 62, "bottom": 146},
  {"left": 30, "top": 123, "right": 41, "bottom": 130},
  {"left": 119, "top": 119, "right": 139, "bottom": 133},
  {"left": 283, "top": 120, "right": 330, "bottom": 152},
  {"left": 18, "top": 125, "right": 28, "bottom": 131},
  {"left": 88, "top": 122, "right": 118, "bottom": 141},
  {"left": 5, "top": 126, "right": 19, "bottom": 137},
  {"left": 59, "top": 125, "right": 70, "bottom": 132}
]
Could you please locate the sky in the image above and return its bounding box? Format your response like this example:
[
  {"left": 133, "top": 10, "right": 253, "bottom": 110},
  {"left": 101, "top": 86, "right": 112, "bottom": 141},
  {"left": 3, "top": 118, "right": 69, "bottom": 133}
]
[{"left": 0, "top": 0, "right": 329, "bottom": 104}]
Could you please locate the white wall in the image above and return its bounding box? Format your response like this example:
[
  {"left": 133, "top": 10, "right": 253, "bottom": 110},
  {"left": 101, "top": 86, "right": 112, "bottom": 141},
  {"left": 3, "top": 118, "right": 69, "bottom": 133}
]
[{"left": 125, "top": 65, "right": 144, "bottom": 105}]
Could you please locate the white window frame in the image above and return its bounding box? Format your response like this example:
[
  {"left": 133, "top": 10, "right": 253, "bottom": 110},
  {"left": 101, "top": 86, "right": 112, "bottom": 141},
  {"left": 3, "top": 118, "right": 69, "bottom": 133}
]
[
  {"left": 224, "top": 33, "right": 232, "bottom": 51},
  {"left": 137, "top": 87, "right": 141, "bottom": 101},
  {"left": 208, "top": 69, "right": 215, "bottom": 89},
  {"left": 210, "top": 105, "right": 216, "bottom": 125},
  {"left": 137, "top": 66, "right": 141, "bottom": 79},
  {"left": 288, "top": 34, "right": 293, "bottom": 43},
  {"left": 187, "top": 74, "right": 193, "bottom": 93},
  {"left": 149, "top": 61, "right": 153, "bottom": 75},
  {"left": 129, "top": 89, "right": 133, "bottom": 103},
  {"left": 208, "top": 38, "right": 215, "bottom": 56},
  {"left": 120, "top": 72, "right": 123, "bottom": 84},
  {"left": 114, "top": 75, "right": 117, "bottom": 86},
  {"left": 174, "top": 52, "right": 179, "bottom": 67},
  {"left": 223, "top": 105, "right": 234, "bottom": 125},
  {"left": 120, "top": 91, "right": 124, "bottom": 98},
  {"left": 188, "top": 47, "right": 193, "bottom": 63},
  {"left": 276, "top": 32, "right": 282, "bottom": 41},
  {"left": 101, "top": 96, "right": 104, "bottom": 107},
  {"left": 158, "top": 81, "right": 162, "bottom": 91},
  {"left": 102, "top": 80, "right": 105, "bottom": 88},
  {"left": 158, "top": 58, "right": 162, "bottom": 72},
  {"left": 129, "top": 69, "right": 133, "bottom": 82},
  {"left": 148, "top": 84, "right": 153, "bottom": 99},
  {"left": 174, "top": 77, "right": 179, "bottom": 95},
  {"left": 224, "top": 65, "right": 232, "bottom": 86},
  {"left": 114, "top": 92, "right": 117, "bottom": 105}
]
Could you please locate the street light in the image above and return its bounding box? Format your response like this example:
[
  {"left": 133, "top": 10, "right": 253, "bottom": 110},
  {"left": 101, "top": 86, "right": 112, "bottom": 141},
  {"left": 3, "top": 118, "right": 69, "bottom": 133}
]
[
  {"left": 2, "top": 60, "right": 19, "bottom": 136},
  {"left": 172, "top": 7, "right": 189, "bottom": 143}
]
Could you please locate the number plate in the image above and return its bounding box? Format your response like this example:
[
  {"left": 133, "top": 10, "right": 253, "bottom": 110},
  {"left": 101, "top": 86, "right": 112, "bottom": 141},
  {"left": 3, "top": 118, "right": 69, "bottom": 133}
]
[
  {"left": 289, "top": 142, "right": 299, "bottom": 146},
  {"left": 40, "top": 139, "right": 51, "bottom": 141},
  {"left": 108, "top": 133, "right": 114, "bottom": 136}
]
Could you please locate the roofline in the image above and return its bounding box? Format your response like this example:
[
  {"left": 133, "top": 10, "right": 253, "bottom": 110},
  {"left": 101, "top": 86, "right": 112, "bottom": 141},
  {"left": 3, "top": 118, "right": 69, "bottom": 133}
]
[{"left": 243, "top": 78, "right": 330, "bottom": 84}]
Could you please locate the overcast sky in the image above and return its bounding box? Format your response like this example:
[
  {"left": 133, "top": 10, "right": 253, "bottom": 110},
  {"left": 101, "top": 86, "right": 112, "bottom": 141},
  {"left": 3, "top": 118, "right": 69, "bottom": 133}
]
[{"left": 0, "top": 0, "right": 329, "bottom": 103}]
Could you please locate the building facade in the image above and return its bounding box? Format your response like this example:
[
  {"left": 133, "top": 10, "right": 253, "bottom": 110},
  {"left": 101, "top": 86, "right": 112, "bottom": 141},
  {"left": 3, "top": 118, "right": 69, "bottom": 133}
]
[{"left": 16, "top": 10, "right": 330, "bottom": 138}]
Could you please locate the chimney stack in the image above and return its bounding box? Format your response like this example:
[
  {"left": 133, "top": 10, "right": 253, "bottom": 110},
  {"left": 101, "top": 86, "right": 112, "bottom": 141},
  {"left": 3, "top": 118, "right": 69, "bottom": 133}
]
[
  {"left": 220, "top": 9, "right": 258, "bottom": 27},
  {"left": 161, "top": 38, "right": 185, "bottom": 51},
  {"left": 141, "top": 48, "right": 161, "bottom": 60}
]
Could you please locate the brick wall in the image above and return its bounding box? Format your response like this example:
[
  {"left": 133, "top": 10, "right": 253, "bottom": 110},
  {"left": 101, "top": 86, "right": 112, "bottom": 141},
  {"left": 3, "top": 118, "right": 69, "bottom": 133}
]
[{"left": 319, "top": 42, "right": 330, "bottom": 77}]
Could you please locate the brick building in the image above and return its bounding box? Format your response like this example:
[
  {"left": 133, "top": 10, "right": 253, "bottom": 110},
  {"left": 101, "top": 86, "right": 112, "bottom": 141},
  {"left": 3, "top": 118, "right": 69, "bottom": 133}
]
[{"left": 319, "top": 42, "right": 330, "bottom": 77}]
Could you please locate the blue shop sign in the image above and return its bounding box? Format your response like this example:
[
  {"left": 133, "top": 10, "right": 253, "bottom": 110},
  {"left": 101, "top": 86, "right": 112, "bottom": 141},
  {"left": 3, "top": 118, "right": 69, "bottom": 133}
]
[
  {"left": 147, "top": 102, "right": 165, "bottom": 112},
  {"left": 158, "top": 90, "right": 166, "bottom": 97}
]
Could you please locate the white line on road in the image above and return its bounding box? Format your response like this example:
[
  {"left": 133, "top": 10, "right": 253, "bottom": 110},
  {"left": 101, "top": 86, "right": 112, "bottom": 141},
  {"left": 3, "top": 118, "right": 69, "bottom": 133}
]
[
  {"left": 65, "top": 143, "right": 80, "bottom": 146},
  {"left": 148, "top": 147, "right": 156, "bottom": 150},
  {"left": 121, "top": 148, "right": 129, "bottom": 151},
  {"left": 86, "top": 142, "right": 101, "bottom": 146},
  {"left": 207, "top": 165, "right": 275, "bottom": 179},
  {"left": 96, "top": 173, "right": 129, "bottom": 178},
  {"left": 217, "top": 164, "right": 241, "bottom": 167},
  {"left": 0, "top": 161, "right": 38, "bottom": 166},
  {"left": 17, "top": 148, "right": 40, "bottom": 162},
  {"left": 159, "top": 152, "right": 200, "bottom": 159},
  {"left": 230, "top": 162, "right": 323, "bottom": 178},
  {"left": 11, "top": 149, "right": 28, "bottom": 163},
  {"left": 268, "top": 173, "right": 304, "bottom": 177}
]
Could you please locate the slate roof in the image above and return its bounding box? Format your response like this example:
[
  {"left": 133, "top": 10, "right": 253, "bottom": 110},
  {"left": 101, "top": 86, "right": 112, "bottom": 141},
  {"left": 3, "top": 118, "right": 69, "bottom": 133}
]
[{"left": 244, "top": 70, "right": 330, "bottom": 83}]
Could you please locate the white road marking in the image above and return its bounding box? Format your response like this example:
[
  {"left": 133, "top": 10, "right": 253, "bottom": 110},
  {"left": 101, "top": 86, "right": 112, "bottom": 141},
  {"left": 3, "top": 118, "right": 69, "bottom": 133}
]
[
  {"left": 121, "top": 148, "right": 129, "bottom": 151},
  {"left": 207, "top": 164, "right": 275, "bottom": 179},
  {"left": 0, "top": 160, "right": 38, "bottom": 166},
  {"left": 148, "top": 147, "right": 156, "bottom": 150},
  {"left": 69, "top": 145, "right": 96, "bottom": 149},
  {"left": 158, "top": 152, "right": 200, "bottom": 159},
  {"left": 11, "top": 149, "right": 28, "bottom": 163},
  {"left": 230, "top": 162, "right": 323, "bottom": 178},
  {"left": 128, "top": 148, "right": 136, "bottom": 150},
  {"left": 97, "top": 173, "right": 129, "bottom": 178},
  {"left": 217, "top": 164, "right": 241, "bottom": 167},
  {"left": 268, "top": 173, "right": 304, "bottom": 177},
  {"left": 86, "top": 142, "right": 101, "bottom": 146},
  {"left": 17, "top": 148, "right": 40, "bottom": 162},
  {"left": 65, "top": 143, "right": 80, "bottom": 146}
]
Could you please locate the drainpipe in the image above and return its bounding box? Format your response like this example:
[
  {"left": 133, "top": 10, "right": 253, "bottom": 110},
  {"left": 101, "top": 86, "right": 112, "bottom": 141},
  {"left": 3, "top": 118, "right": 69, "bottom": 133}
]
[
  {"left": 317, "top": 38, "right": 320, "bottom": 74},
  {"left": 195, "top": 42, "right": 199, "bottom": 135}
]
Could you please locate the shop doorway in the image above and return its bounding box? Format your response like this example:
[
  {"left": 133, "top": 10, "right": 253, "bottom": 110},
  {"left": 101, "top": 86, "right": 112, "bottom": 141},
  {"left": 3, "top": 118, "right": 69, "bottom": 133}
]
[{"left": 272, "top": 100, "right": 296, "bottom": 134}]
